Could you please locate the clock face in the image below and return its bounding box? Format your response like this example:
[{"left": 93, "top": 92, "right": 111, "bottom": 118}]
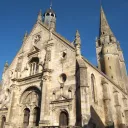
[{"left": 34, "top": 35, "right": 41, "bottom": 44}]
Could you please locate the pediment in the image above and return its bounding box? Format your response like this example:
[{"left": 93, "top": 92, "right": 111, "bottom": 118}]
[
  {"left": 28, "top": 46, "right": 40, "bottom": 56},
  {"left": 51, "top": 95, "right": 72, "bottom": 104}
]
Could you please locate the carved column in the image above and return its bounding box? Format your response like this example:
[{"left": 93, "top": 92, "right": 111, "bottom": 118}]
[
  {"left": 39, "top": 71, "right": 50, "bottom": 126},
  {"left": 102, "top": 79, "right": 113, "bottom": 127},
  {"left": 113, "top": 89, "right": 126, "bottom": 128},
  {"left": 29, "top": 107, "right": 34, "bottom": 127}
]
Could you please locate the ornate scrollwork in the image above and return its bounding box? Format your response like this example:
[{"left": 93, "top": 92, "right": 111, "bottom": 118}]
[{"left": 34, "top": 35, "right": 41, "bottom": 44}]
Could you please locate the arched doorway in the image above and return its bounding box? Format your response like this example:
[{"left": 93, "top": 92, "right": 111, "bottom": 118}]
[
  {"left": 33, "top": 107, "right": 40, "bottom": 126},
  {"left": 59, "top": 111, "right": 68, "bottom": 126},
  {"left": 23, "top": 108, "right": 30, "bottom": 128},
  {"left": 1, "top": 116, "right": 6, "bottom": 128},
  {"left": 20, "top": 86, "right": 41, "bottom": 126}
]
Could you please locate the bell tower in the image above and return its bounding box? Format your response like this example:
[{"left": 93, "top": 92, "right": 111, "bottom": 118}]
[
  {"left": 43, "top": 3, "right": 56, "bottom": 31},
  {"left": 96, "top": 6, "right": 128, "bottom": 90}
]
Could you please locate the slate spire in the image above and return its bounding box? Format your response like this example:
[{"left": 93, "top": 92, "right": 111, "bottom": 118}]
[{"left": 99, "top": 6, "right": 114, "bottom": 38}]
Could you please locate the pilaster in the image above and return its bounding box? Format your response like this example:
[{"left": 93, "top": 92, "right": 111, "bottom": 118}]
[
  {"left": 102, "top": 79, "right": 113, "bottom": 127},
  {"left": 39, "top": 41, "right": 53, "bottom": 126}
]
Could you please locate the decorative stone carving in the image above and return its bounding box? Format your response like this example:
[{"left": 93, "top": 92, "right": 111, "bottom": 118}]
[
  {"left": 16, "top": 56, "right": 23, "bottom": 72},
  {"left": 21, "top": 88, "right": 41, "bottom": 108},
  {"left": 0, "top": 87, "right": 11, "bottom": 109}
]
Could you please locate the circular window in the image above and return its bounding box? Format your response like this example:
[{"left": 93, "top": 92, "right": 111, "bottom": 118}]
[{"left": 59, "top": 73, "right": 67, "bottom": 83}]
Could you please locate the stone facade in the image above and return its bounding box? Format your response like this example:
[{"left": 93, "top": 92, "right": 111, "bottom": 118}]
[{"left": 0, "top": 6, "right": 128, "bottom": 128}]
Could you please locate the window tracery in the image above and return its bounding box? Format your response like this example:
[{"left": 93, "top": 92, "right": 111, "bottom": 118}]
[{"left": 21, "top": 87, "right": 41, "bottom": 127}]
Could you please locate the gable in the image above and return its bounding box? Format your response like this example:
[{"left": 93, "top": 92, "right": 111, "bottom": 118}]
[
  {"left": 2, "top": 23, "right": 50, "bottom": 79},
  {"left": 22, "top": 23, "right": 50, "bottom": 53}
]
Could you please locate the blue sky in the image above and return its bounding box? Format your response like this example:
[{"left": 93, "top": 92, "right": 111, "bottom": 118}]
[{"left": 0, "top": 0, "right": 128, "bottom": 79}]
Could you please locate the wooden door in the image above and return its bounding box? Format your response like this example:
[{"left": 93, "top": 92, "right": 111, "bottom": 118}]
[{"left": 59, "top": 112, "right": 68, "bottom": 126}]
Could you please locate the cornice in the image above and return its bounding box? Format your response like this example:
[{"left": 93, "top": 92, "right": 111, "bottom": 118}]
[{"left": 11, "top": 73, "right": 42, "bottom": 82}]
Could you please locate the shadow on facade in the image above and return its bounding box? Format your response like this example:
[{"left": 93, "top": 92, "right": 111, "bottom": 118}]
[{"left": 83, "top": 106, "right": 114, "bottom": 128}]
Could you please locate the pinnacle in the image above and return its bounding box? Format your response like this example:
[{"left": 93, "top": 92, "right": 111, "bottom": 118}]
[
  {"left": 5, "top": 61, "right": 9, "bottom": 67},
  {"left": 39, "top": 9, "right": 42, "bottom": 16},
  {"left": 37, "top": 9, "right": 42, "bottom": 22},
  {"left": 75, "top": 30, "right": 81, "bottom": 45},
  {"left": 75, "top": 30, "right": 80, "bottom": 38}
]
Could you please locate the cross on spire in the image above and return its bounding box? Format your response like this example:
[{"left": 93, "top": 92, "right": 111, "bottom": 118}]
[{"left": 50, "top": 0, "right": 52, "bottom": 9}]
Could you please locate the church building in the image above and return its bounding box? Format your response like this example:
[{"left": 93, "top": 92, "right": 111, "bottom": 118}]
[{"left": 0, "top": 4, "right": 128, "bottom": 128}]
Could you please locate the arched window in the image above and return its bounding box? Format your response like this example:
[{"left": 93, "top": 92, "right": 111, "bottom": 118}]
[
  {"left": 1, "top": 116, "right": 6, "bottom": 128},
  {"left": 29, "top": 57, "right": 39, "bottom": 75},
  {"left": 23, "top": 108, "right": 30, "bottom": 128},
  {"left": 91, "top": 74, "right": 97, "bottom": 103},
  {"left": 33, "top": 107, "right": 40, "bottom": 126},
  {"left": 59, "top": 111, "right": 68, "bottom": 126}
]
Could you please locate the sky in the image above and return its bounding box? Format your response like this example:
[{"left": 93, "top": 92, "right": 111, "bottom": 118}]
[{"left": 0, "top": 0, "right": 128, "bottom": 79}]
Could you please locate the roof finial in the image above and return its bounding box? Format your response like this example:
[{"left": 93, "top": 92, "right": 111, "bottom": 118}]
[
  {"left": 50, "top": 0, "right": 52, "bottom": 9},
  {"left": 74, "top": 30, "right": 81, "bottom": 57}
]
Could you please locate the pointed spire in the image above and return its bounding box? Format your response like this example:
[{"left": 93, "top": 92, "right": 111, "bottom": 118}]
[
  {"left": 99, "top": 6, "right": 114, "bottom": 38},
  {"left": 37, "top": 9, "right": 42, "bottom": 23},
  {"left": 23, "top": 31, "right": 28, "bottom": 42},
  {"left": 74, "top": 30, "right": 81, "bottom": 57}
]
